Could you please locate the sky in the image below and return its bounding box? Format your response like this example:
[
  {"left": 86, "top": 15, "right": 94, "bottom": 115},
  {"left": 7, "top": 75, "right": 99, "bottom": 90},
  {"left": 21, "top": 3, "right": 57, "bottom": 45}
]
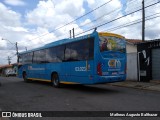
[{"left": 0, "top": 0, "right": 160, "bottom": 65}]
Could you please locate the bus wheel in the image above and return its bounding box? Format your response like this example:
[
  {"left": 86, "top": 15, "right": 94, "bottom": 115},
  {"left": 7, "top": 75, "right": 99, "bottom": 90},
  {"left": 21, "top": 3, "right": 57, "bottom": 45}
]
[
  {"left": 23, "top": 72, "right": 28, "bottom": 82},
  {"left": 51, "top": 73, "right": 60, "bottom": 88}
]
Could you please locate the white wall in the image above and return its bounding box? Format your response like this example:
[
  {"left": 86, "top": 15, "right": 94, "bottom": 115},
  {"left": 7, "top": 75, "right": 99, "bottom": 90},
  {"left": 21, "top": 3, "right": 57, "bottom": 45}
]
[
  {"left": 126, "top": 43, "right": 138, "bottom": 81},
  {"left": 127, "top": 52, "right": 138, "bottom": 80},
  {"left": 126, "top": 44, "right": 137, "bottom": 53}
]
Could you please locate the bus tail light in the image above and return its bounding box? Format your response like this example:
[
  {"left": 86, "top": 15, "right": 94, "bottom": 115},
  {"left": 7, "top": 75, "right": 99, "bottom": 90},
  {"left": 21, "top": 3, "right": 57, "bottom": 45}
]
[{"left": 97, "top": 63, "right": 102, "bottom": 76}]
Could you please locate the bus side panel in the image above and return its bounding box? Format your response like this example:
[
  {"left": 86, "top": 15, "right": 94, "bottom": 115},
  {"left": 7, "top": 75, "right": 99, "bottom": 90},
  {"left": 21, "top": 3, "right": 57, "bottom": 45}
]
[
  {"left": 18, "top": 65, "right": 24, "bottom": 78},
  {"left": 69, "top": 60, "right": 94, "bottom": 84},
  {"left": 27, "top": 63, "right": 46, "bottom": 79},
  {"left": 45, "top": 62, "right": 70, "bottom": 82},
  {"left": 45, "top": 60, "right": 95, "bottom": 84},
  {"left": 59, "top": 62, "right": 70, "bottom": 82}
]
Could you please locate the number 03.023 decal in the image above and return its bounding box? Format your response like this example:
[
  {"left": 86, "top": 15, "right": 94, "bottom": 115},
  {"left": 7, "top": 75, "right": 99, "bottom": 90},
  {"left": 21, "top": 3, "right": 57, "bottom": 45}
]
[{"left": 75, "top": 67, "right": 86, "bottom": 71}]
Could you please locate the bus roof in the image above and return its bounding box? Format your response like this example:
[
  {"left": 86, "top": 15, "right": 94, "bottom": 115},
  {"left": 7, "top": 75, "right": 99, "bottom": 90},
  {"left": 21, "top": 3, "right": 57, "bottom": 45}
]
[
  {"left": 98, "top": 32, "right": 125, "bottom": 39},
  {"left": 19, "top": 31, "right": 125, "bottom": 54}
]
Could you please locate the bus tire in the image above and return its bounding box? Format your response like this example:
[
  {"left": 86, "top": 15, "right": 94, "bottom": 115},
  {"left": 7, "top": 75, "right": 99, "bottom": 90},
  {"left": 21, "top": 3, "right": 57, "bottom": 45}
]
[
  {"left": 51, "top": 73, "right": 60, "bottom": 88},
  {"left": 23, "top": 72, "right": 28, "bottom": 82}
]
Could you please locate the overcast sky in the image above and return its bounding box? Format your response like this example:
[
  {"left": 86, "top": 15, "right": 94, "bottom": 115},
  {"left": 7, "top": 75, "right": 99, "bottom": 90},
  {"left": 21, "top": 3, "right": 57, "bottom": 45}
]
[{"left": 0, "top": 0, "right": 160, "bottom": 65}]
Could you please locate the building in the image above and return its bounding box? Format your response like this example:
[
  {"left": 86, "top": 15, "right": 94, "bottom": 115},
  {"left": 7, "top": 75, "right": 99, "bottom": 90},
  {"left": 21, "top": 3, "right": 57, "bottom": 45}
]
[
  {"left": 0, "top": 63, "right": 19, "bottom": 76},
  {"left": 126, "top": 39, "right": 142, "bottom": 81},
  {"left": 126, "top": 39, "right": 160, "bottom": 82},
  {"left": 0, "top": 64, "right": 13, "bottom": 76},
  {"left": 137, "top": 39, "right": 160, "bottom": 82}
]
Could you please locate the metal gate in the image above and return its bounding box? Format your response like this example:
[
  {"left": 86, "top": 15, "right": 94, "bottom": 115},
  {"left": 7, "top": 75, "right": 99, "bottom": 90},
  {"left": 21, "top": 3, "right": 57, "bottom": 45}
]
[{"left": 152, "top": 49, "right": 160, "bottom": 80}]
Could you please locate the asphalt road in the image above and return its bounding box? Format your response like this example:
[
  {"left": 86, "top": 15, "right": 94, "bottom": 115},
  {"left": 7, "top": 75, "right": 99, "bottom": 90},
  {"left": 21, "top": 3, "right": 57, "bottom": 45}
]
[{"left": 0, "top": 76, "right": 160, "bottom": 120}]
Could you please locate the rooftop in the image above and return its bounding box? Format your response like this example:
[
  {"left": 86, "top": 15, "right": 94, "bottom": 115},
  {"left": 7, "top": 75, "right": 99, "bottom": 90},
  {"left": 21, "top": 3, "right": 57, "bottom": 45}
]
[
  {"left": 126, "top": 39, "right": 142, "bottom": 45},
  {"left": 0, "top": 64, "right": 13, "bottom": 69}
]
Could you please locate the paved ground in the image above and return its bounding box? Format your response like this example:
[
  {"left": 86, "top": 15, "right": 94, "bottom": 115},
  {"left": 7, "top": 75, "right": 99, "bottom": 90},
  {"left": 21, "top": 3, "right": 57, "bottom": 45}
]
[{"left": 0, "top": 77, "right": 160, "bottom": 120}]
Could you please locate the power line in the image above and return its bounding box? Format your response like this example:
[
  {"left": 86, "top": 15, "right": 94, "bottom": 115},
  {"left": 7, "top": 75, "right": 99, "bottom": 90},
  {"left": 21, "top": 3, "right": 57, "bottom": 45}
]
[
  {"left": 98, "top": 1, "right": 159, "bottom": 29},
  {"left": 75, "top": 1, "right": 160, "bottom": 37},
  {"left": 115, "top": 15, "right": 160, "bottom": 31},
  {"left": 72, "top": 0, "right": 143, "bottom": 36},
  {"left": 75, "top": 6, "right": 121, "bottom": 30},
  {"left": 13, "top": 0, "right": 114, "bottom": 49},
  {"left": 40, "top": 0, "right": 143, "bottom": 40},
  {"left": 125, "top": 0, "right": 153, "bottom": 14},
  {"left": 6, "top": 0, "right": 159, "bottom": 53},
  {"left": 17, "top": 0, "right": 149, "bottom": 47},
  {"left": 75, "top": 9, "right": 142, "bottom": 36},
  {"left": 0, "top": 40, "right": 18, "bottom": 63},
  {"left": 22, "top": 0, "right": 159, "bottom": 45},
  {"left": 103, "top": 13, "right": 160, "bottom": 32},
  {"left": 0, "top": 44, "right": 16, "bottom": 59},
  {"left": 18, "top": 0, "right": 113, "bottom": 45},
  {"left": 74, "top": 0, "right": 151, "bottom": 32},
  {"left": 10, "top": 54, "right": 17, "bottom": 59}
]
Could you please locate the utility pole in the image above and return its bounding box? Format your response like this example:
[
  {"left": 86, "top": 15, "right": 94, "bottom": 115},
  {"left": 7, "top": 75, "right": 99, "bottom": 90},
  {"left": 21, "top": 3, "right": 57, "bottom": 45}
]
[
  {"left": 142, "top": 0, "right": 145, "bottom": 42},
  {"left": 72, "top": 28, "right": 75, "bottom": 38},
  {"left": 7, "top": 56, "right": 11, "bottom": 65},
  {"left": 1, "top": 38, "right": 19, "bottom": 64},
  {"left": 15, "top": 42, "right": 19, "bottom": 63},
  {"left": 69, "top": 30, "right": 72, "bottom": 38}
]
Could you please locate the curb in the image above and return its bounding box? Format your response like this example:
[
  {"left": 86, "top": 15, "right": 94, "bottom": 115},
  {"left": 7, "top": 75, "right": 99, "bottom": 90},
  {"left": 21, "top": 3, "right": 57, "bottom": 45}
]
[{"left": 109, "top": 81, "right": 160, "bottom": 92}]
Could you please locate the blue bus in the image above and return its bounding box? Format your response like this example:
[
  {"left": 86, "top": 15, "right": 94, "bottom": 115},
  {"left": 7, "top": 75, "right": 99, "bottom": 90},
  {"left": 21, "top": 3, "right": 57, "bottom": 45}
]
[{"left": 18, "top": 31, "right": 126, "bottom": 87}]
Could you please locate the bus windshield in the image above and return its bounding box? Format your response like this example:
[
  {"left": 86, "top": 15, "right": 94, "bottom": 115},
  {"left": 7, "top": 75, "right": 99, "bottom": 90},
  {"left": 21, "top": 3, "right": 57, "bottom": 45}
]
[{"left": 99, "top": 36, "right": 126, "bottom": 53}]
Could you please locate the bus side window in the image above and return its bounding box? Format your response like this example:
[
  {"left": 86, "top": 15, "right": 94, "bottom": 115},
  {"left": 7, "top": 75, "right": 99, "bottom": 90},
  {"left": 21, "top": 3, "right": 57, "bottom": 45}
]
[
  {"left": 21, "top": 52, "right": 33, "bottom": 64},
  {"left": 55, "top": 45, "right": 65, "bottom": 62},
  {"left": 46, "top": 45, "right": 65, "bottom": 63},
  {"left": 64, "top": 47, "right": 71, "bottom": 61},
  {"left": 33, "top": 50, "right": 46, "bottom": 63},
  {"left": 64, "top": 39, "right": 93, "bottom": 61}
]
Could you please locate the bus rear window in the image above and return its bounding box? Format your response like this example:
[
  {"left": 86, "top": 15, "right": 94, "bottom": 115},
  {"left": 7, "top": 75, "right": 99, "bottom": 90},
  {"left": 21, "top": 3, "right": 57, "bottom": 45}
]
[{"left": 99, "top": 36, "right": 126, "bottom": 53}]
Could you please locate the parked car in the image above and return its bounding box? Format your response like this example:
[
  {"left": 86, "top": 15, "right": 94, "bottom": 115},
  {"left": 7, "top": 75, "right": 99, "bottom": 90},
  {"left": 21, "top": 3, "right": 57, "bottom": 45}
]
[{"left": 6, "top": 70, "right": 16, "bottom": 77}]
